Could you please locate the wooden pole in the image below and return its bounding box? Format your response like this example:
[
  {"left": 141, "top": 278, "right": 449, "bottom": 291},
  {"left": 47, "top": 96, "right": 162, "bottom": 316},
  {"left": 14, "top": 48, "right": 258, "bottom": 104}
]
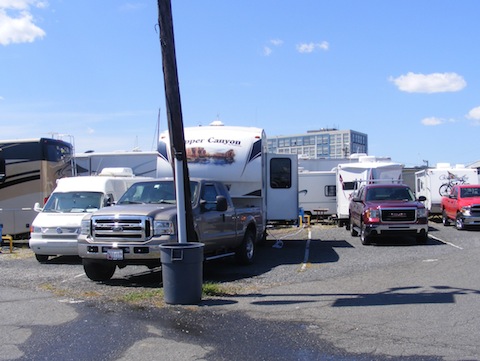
[{"left": 157, "top": 0, "right": 195, "bottom": 242}]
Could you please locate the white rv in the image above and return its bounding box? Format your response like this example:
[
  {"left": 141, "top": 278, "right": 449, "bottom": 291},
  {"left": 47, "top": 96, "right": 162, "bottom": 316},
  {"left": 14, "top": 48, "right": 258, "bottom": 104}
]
[
  {"left": 29, "top": 168, "right": 149, "bottom": 262},
  {"left": 75, "top": 151, "right": 158, "bottom": 177},
  {"left": 298, "top": 170, "right": 336, "bottom": 217},
  {"left": 335, "top": 156, "right": 404, "bottom": 226},
  {"left": 415, "top": 163, "right": 479, "bottom": 215},
  {"left": 157, "top": 122, "right": 299, "bottom": 225}
]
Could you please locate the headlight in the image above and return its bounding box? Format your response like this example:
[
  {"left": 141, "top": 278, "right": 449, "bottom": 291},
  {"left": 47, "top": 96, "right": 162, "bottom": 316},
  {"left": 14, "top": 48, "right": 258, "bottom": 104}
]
[
  {"left": 80, "top": 219, "right": 91, "bottom": 235},
  {"left": 30, "top": 226, "right": 42, "bottom": 234},
  {"left": 365, "top": 209, "right": 380, "bottom": 222},
  {"left": 461, "top": 206, "right": 471, "bottom": 216},
  {"left": 417, "top": 208, "right": 428, "bottom": 218},
  {"left": 153, "top": 220, "right": 174, "bottom": 236}
]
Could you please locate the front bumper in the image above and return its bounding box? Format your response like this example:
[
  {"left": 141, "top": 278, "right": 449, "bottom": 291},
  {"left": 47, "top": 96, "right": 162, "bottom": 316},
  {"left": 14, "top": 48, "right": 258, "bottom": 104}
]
[
  {"left": 29, "top": 234, "right": 79, "bottom": 256},
  {"left": 363, "top": 223, "right": 429, "bottom": 238},
  {"left": 77, "top": 234, "right": 175, "bottom": 265}
]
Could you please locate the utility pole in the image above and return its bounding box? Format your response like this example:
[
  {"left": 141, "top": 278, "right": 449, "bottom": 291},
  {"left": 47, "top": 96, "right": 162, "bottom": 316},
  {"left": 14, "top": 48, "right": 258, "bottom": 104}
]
[{"left": 157, "top": 0, "right": 195, "bottom": 243}]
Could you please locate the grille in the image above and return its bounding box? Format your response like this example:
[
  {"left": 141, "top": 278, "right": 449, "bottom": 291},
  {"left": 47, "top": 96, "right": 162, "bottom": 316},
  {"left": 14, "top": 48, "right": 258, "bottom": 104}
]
[
  {"left": 471, "top": 204, "right": 480, "bottom": 215},
  {"left": 91, "top": 216, "right": 152, "bottom": 241},
  {"left": 381, "top": 208, "right": 416, "bottom": 222}
]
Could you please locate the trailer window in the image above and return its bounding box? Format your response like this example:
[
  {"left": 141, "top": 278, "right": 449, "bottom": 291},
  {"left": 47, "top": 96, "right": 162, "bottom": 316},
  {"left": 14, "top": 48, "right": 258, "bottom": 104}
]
[
  {"left": 270, "top": 158, "right": 292, "bottom": 189},
  {"left": 325, "top": 185, "right": 336, "bottom": 197}
]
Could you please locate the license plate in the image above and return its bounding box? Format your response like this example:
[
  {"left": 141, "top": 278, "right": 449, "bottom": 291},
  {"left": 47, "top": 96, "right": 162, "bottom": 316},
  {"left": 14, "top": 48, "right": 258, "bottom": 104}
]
[{"left": 107, "top": 248, "right": 123, "bottom": 261}]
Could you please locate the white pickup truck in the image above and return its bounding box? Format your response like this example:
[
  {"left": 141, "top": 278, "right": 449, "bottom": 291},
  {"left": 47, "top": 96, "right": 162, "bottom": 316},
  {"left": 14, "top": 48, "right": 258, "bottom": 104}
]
[{"left": 78, "top": 178, "right": 264, "bottom": 281}]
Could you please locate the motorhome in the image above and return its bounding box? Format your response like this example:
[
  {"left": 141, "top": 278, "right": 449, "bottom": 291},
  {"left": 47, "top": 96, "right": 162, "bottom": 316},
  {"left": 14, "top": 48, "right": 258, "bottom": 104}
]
[
  {"left": 335, "top": 156, "right": 404, "bottom": 227},
  {"left": 157, "top": 122, "right": 299, "bottom": 225},
  {"left": 415, "top": 163, "right": 479, "bottom": 215},
  {"left": 0, "top": 138, "right": 73, "bottom": 238},
  {"left": 298, "top": 170, "right": 336, "bottom": 217},
  {"left": 29, "top": 167, "right": 149, "bottom": 262},
  {"left": 75, "top": 151, "right": 158, "bottom": 177}
]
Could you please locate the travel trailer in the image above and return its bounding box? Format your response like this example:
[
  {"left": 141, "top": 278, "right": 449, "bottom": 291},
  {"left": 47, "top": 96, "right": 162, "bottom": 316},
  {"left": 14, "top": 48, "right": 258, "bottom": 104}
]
[
  {"left": 29, "top": 167, "right": 149, "bottom": 262},
  {"left": 415, "top": 163, "right": 479, "bottom": 215},
  {"left": 298, "top": 170, "right": 336, "bottom": 217},
  {"left": 0, "top": 138, "right": 73, "bottom": 238},
  {"left": 157, "top": 122, "right": 299, "bottom": 224},
  {"left": 335, "top": 156, "right": 404, "bottom": 227}
]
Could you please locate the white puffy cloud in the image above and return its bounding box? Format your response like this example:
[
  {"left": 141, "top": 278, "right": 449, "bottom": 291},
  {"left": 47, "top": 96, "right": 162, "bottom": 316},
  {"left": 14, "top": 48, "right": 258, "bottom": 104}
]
[
  {"left": 296, "top": 41, "right": 329, "bottom": 53},
  {"left": 466, "top": 106, "right": 480, "bottom": 120},
  {"left": 421, "top": 117, "right": 444, "bottom": 126},
  {"left": 389, "top": 72, "right": 466, "bottom": 93},
  {"left": 263, "top": 46, "right": 272, "bottom": 56},
  {"left": 0, "top": 0, "right": 47, "bottom": 45}
]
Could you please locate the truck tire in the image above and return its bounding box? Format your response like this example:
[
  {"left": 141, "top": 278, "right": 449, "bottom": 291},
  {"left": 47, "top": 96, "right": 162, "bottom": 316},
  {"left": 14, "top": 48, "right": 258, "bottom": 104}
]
[
  {"left": 35, "top": 254, "right": 49, "bottom": 263},
  {"left": 83, "top": 260, "right": 116, "bottom": 281},
  {"left": 350, "top": 218, "right": 358, "bottom": 237},
  {"left": 360, "top": 222, "right": 371, "bottom": 245},
  {"left": 416, "top": 234, "right": 428, "bottom": 244},
  {"left": 235, "top": 231, "right": 255, "bottom": 265},
  {"left": 455, "top": 214, "right": 466, "bottom": 230},
  {"left": 442, "top": 210, "right": 451, "bottom": 226}
]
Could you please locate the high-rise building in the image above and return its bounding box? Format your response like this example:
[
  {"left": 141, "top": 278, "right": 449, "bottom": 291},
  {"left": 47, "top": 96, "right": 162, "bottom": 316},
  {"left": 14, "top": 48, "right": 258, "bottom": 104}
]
[{"left": 267, "top": 128, "right": 367, "bottom": 159}]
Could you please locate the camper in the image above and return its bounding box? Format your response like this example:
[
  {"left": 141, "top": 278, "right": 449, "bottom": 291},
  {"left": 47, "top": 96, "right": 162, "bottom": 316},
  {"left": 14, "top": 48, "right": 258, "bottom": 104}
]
[
  {"left": 335, "top": 156, "right": 404, "bottom": 227},
  {"left": 29, "top": 167, "right": 149, "bottom": 262},
  {"left": 75, "top": 150, "right": 158, "bottom": 177},
  {"left": 0, "top": 138, "right": 73, "bottom": 238},
  {"left": 298, "top": 170, "right": 336, "bottom": 218},
  {"left": 415, "top": 163, "right": 479, "bottom": 215},
  {"left": 77, "top": 123, "right": 299, "bottom": 280},
  {"left": 157, "top": 122, "right": 299, "bottom": 225}
]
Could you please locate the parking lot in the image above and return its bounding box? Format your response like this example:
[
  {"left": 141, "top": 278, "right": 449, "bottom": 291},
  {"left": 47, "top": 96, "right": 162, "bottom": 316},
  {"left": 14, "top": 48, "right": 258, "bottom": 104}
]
[{"left": 2, "top": 221, "right": 480, "bottom": 360}]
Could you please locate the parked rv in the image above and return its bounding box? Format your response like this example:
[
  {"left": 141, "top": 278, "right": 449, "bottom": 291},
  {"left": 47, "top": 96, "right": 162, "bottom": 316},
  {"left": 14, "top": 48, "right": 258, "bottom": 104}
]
[
  {"left": 335, "top": 156, "right": 404, "bottom": 227},
  {"left": 0, "top": 138, "right": 74, "bottom": 238},
  {"left": 415, "top": 163, "right": 479, "bottom": 216},
  {"left": 78, "top": 123, "right": 299, "bottom": 280},
  {"left": 298, "top": 170, "right": 336, "bottom": 217},
  {"left": 75, "top": 150, "right": 158, "bottom": 177},
  {"left": 29, "top": 168, "right": 149, "bottom": 263}
]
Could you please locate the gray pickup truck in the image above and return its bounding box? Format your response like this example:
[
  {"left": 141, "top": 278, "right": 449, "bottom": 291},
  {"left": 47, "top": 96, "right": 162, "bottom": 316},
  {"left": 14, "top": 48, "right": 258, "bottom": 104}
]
[{"left": 78, "top": 178, "right": 264, "bottom": 281}]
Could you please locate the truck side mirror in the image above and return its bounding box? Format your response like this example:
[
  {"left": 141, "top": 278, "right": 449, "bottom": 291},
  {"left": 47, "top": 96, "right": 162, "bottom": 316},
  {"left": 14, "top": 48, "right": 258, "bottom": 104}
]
[
  {"left": 216, "top": 195, "right": 228, "bottom": 212},
  {"left": 418, "top": 196, "right": 427, "bottom": 202},
  {"left": 34, "top": 202, "right": 43, "bottom": 212}
]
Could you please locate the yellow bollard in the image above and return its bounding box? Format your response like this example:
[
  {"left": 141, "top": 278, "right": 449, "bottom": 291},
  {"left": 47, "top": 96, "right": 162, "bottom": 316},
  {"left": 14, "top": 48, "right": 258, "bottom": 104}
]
[{"left": 1, "top": 235, "right": 13, "bottom": 253}]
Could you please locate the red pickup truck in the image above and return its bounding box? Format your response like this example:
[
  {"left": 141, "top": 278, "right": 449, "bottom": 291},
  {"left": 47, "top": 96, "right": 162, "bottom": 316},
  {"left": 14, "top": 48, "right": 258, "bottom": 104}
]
[{"left": 441, "top": 184, "right": 480, "bottom": 230}]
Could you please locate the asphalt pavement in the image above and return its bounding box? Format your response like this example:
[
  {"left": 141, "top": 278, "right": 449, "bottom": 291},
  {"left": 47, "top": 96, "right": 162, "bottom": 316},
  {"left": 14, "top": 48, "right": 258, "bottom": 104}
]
[{"left": 1, "top": 222, "right": 480, "bottom": 360}]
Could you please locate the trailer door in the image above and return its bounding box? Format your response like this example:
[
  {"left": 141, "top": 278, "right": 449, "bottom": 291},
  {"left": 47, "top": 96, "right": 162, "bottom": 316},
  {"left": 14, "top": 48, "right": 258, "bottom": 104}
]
[{"left": 266, "top": 154, "right": 298, "bottom": 222}]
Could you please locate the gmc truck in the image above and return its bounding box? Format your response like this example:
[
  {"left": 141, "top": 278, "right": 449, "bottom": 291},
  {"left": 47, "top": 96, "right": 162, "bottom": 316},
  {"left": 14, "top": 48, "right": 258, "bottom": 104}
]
[
  {"left": 441, "top": 184, "right": 480, "bottom": 230},
  {"left": 78, "top": 178, "right": 264, "bottom": 281},
  {"left": 348, "top": 183, "right": 428, "bottom": 245}
]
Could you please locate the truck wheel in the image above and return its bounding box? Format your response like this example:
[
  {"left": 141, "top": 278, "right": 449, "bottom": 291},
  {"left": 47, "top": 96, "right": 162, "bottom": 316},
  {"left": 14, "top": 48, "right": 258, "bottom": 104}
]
[
  {"left": 360, "top": 222, "right": 371, "bottom": 245},
  {"left": 416, "top": 234, "right": 428, "bottom": 244},
  {"left": 350, "top": 218, "right": 358, "bottom": 237},
  {"left": 442, "top": 210, "right": 451, "bottom": 226},
  {"left": 235, "top": 231, "right": 255, "bottom": 265},
  {"left": 83, "top": 260, "right": 116, "bottom": 281},
  {"left": 455, "top": 215, "right": 465, "bottom": 230},
  {"left": 35, "top": 254, "right": 49, "bottom": 263}
]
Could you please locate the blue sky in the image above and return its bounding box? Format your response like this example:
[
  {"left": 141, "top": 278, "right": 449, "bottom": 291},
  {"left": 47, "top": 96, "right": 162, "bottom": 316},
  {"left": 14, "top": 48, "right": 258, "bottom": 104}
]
[{"left": 1, "top": 1, "right": 480, "bottom": 168}]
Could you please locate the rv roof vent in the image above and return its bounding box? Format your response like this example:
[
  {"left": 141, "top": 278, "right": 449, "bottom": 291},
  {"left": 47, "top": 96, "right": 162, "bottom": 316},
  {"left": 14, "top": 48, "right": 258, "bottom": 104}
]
[
  {"left": 99, "top": 167, "right": 134, "bottom": 177},
  {"left": 210, "top": 120, "right": 224, "bottom": 126}
]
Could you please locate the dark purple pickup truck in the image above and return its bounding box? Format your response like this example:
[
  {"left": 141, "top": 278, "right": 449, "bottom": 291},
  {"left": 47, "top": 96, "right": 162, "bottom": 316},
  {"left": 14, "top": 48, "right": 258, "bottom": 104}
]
[{"left": 348, "top": 183, "right": 428, "bottom": 245}]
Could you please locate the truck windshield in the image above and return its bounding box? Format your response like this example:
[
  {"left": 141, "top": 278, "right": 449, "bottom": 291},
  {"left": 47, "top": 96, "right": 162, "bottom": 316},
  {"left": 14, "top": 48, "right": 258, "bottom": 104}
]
[
  {"left": 460, "top": 187, "right": 480, "bottom": 198},
  {"left": 43, "top": 192, "right": 103, "bottom": 213},
  {"left": 118, "top": 180, "right": 199, "bottom": 205},
  {"left": 366, "top": 187, "right": 415, "bottom": 201}
]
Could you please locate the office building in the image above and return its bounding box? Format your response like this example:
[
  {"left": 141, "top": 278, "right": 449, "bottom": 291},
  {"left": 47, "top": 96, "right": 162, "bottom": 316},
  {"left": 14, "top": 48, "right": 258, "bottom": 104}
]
[{"left": 267, "top": 128, "right": 368, "bottom": 159}]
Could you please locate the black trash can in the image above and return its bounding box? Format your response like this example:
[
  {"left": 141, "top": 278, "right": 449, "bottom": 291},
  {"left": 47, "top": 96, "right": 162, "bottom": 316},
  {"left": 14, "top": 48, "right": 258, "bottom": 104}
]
[{"left": 160, "top": 242, "right": 204, "bottom": 305}]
